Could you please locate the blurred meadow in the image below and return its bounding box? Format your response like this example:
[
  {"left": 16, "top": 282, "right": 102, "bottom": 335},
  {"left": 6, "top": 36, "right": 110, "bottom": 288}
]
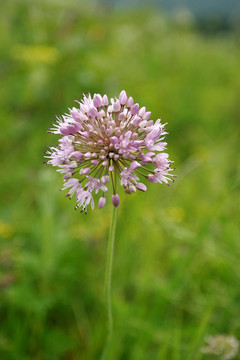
[{"left": 0, "top": 0, "right": 240, "bottom": 359}]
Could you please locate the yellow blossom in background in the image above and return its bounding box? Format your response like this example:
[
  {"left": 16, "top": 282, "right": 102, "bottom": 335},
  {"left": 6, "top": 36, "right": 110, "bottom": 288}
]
[
  {"left": 167, "top": 206, "right": 185, "bottom": 223},
  {"left": 194, "top": 145, "right": 210, "bottom": 162},
  {"left": 10, "top": 44, "right": 59, "bottom": 64},
  {"left": 0, "top": 221, "right": 13, "bottom": 239},
  {"left": 71, "top": 212, "right": 110, "bottom": 241}
]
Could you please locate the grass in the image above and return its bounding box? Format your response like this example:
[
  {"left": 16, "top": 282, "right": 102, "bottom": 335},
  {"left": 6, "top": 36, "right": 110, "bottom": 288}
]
[{"left": 0, "top": 0, "right": 240, "bottom": 359}]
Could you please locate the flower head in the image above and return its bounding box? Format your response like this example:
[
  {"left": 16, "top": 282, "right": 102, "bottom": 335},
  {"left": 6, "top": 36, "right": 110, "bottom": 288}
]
[{"left": 46, "top": 91, "right": 175, "bottom": 213}]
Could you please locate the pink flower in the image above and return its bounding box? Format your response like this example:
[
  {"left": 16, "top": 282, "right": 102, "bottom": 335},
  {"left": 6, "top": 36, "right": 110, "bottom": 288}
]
[{"left": 46, "top": 91, "right": 175, "bottom": 213}]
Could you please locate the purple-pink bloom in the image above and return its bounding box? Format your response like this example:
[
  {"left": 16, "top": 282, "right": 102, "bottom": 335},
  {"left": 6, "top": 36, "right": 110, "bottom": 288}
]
[{"left": 46, "top": 91, "right": 175, "bottom": 213}]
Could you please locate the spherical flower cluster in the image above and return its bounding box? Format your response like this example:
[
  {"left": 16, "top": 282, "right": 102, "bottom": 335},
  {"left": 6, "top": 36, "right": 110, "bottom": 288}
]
[{"left": 46, "top": 91, "right": 175, "bottom": 213}]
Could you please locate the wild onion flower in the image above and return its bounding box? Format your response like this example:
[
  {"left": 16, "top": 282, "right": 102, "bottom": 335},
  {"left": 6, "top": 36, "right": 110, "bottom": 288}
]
[{"left": 46, "top": 91, "right": 175, "bottom": 212}]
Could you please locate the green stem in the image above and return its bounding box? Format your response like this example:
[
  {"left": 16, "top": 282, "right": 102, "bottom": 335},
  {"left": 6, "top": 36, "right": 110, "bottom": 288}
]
[
  {"left": 105, "top": 199, "right": 118, "bottom": 339},
  {"left": 101, "top": 173, "right": 119, "bottom": 359}
]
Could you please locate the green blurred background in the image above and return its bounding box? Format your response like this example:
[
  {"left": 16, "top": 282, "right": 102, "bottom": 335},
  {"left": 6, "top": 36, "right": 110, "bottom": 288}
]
[{"left": 0, "top": 0, "right": 240, "bottom": 359}]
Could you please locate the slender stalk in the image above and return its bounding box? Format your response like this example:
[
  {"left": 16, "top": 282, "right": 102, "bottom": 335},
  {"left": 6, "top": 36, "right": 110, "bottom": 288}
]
[
  {"left": 105, "top": 200, "right": 118, "bottom": 340},
  {"left": 101, "top": 173, "right": 119, "bottom": 360}
]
